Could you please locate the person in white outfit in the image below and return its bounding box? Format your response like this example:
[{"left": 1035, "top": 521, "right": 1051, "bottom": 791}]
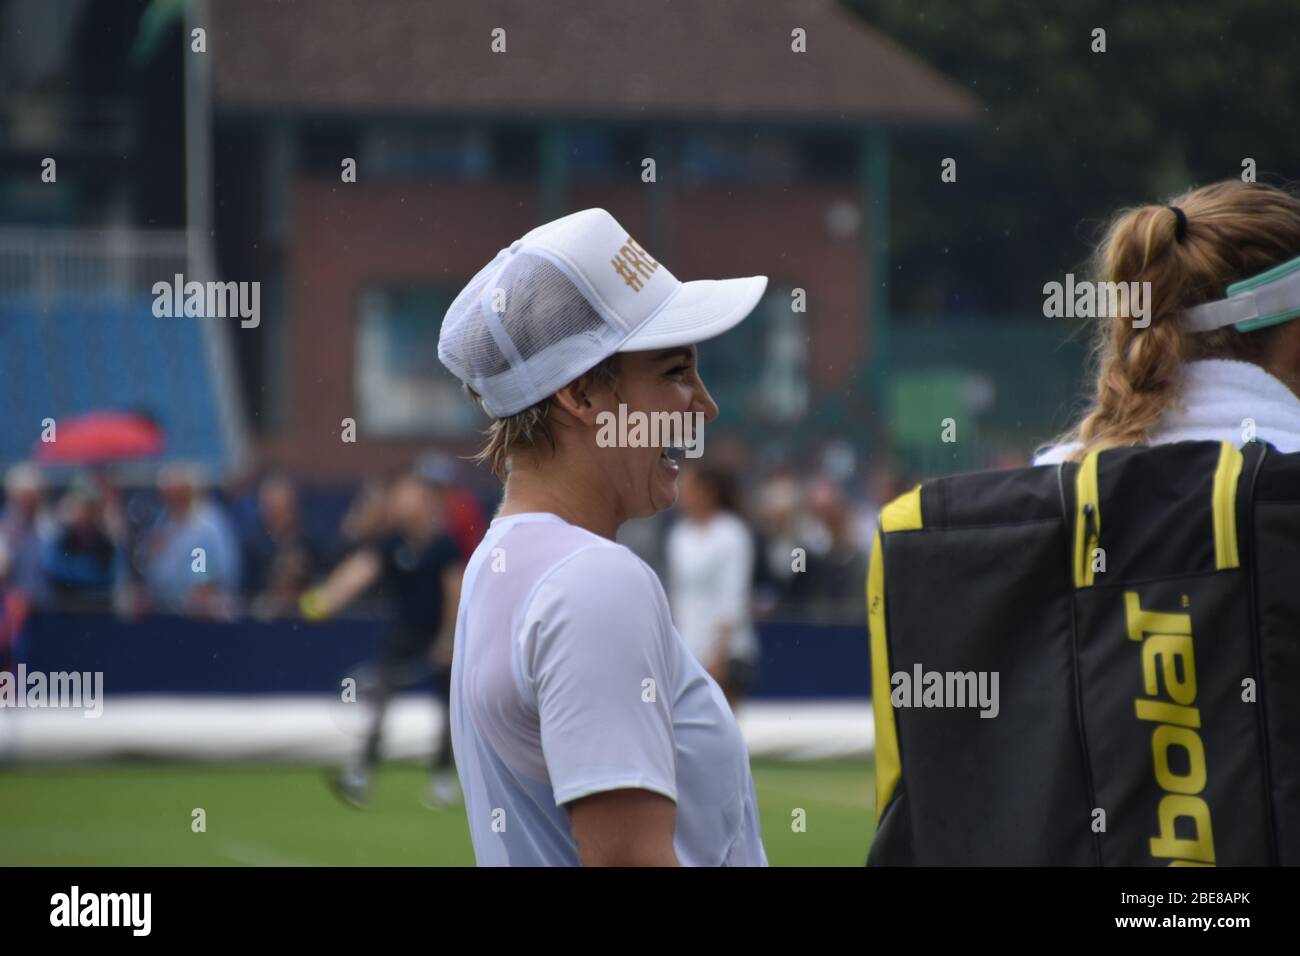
[
  {"left": 437, "top": 208, "right": 769, "bottom": 867},
  {"left": 1035, "top": 180, "right": 1300, "bottom": 465},
  {"left": 666, "top": 467, "right": 758, "bottom": 707}
]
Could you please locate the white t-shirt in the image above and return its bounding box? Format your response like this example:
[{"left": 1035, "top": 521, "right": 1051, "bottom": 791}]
[
  {"left": 666, "top": 512, "right": 758, "bottom": 665},
  {"left": 450, "top": 512, "right": 768, "bottom": 867}
]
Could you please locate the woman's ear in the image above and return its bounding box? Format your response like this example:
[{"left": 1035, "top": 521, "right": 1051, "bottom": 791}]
[
  {"left": 552, "top": 375, "right": 604, "bottom": 426},
  {"left": 552, "top": 355, "right": 622, "bottom": 426}
]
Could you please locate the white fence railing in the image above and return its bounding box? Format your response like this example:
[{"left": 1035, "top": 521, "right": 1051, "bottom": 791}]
[
  {"left": 0, "top": 227, "right": 189, "bottom": 302},
  {"left": 0, "top": 227, "right": 249, "bottom": 473}
]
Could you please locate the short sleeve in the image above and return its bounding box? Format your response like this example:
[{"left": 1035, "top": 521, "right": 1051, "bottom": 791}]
[{"left": 519, "top": 545, "right": 678, "bottom": 807}]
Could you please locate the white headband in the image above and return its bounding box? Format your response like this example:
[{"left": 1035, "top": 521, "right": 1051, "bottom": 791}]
[{"left": 1182, "top": 253, "right": 1300, "bottom": 333}]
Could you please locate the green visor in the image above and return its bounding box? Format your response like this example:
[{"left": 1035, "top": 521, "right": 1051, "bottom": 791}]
[{"left": 1182, "top": 253, "right": 1300, "bottom": 333}]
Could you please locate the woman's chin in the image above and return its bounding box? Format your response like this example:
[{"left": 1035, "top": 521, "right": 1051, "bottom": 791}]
[{"left": 648, "top": 471, "right": 681, "bottom": 514}]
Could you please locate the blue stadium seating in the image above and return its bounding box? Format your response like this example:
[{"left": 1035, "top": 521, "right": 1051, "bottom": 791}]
[{"left": 0, "top": 294, "right": 230, "bottom": 471}]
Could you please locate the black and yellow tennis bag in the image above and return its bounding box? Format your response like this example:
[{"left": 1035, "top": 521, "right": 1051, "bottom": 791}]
[{"left": 867, "top": 440, "right": 1300, "bottom": 866}]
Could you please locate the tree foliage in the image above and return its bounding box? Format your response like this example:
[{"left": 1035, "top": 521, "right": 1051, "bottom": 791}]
[{"left": 845, "top": 0, "right": 1300, "bottom": 316}]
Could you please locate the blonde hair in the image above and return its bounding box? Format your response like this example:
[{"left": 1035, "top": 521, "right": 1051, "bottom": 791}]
[
  {"left": 1060, "top": 180, "right": 1300, "bottom": 460},
  {"left": 467, "top": 355, "right": 621, "bottom": 481}
]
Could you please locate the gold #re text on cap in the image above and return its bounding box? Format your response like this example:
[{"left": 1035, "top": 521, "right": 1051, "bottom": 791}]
[{"left": 611, "top": 237, "right": 660, "bottom": 291}]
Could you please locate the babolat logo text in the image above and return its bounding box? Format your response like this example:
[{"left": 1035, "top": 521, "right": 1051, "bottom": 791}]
[
  {"left": 890, "top": 664, "right": 1000, "bottom": 718},
  {"left": 1042, "top": 273, "right": 1152, "bottom": 328},
  {"left": 152, "top": 273, "right": 261, "bottom": 328},
  {"left": 595, "top": 403, "right": 704, "bottom": 459},
  {"left": 0, "top": 666, "right": 103, "bottom": 718},
  {"left": 50, "top": 886, "right": 151, "bottom": 936},
  {"left": 1125, "top": 591, "right": 1216, "bottom": 865}
]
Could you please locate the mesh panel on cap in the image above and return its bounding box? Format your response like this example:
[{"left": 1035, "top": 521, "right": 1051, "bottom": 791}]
[{"left": 438, "top": 250, "right": 625, "bottom": 416}]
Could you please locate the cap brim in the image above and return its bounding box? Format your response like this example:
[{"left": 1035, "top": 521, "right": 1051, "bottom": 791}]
[{"left": 618, "top": 276, "right": 768, "bottom": 352}]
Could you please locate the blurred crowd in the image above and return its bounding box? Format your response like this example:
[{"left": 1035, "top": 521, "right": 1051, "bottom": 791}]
[
  {"left": 632, "top": 458, "right": 914, "bottom": 619},
  {"left": 0, "top": 450, "right": 912, "bottom": 653},
  {"left": 0, "top": 455, "right": 486, "bottom": 628}
]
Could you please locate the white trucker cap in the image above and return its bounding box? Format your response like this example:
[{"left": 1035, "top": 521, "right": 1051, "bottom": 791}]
[{"left": 437, "top": 208, "right": 768, "bottom": 417}]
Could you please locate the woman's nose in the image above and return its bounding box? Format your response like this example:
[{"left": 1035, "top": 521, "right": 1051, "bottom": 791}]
[{"left": 694, "top": 379, "right": 720, "bottom": 424}]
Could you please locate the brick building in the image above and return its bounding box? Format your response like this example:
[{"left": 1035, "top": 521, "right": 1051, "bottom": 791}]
[{"left": 209, "top": 0, "right": 977, "bottom": 481}]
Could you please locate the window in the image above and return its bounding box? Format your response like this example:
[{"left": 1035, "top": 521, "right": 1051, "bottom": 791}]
[
  {"left": 360, "top": 126, "right": 491, "bottom": 179},
  {"left": 566, "top": 126, "right": 648, "bottom": 179},
  {"left": 681, "top": 132, "right": 797, "bottom": 183},
  {"left": 355, "top": 286, "right": 480, "bottom": 437}
]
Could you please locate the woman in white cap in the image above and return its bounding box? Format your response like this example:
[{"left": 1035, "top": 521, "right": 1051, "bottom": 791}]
[{"left": 438, "top": 208, "right": 769, "bottom": 866}]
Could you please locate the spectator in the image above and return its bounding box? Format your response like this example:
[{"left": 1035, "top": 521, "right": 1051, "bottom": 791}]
[
  {"left": 666, "top": 466, "right": 759, "bottom": 707},
  {"left": 851, "top": 460, "right": 910, "bottom": 557},
  {"left": 751, "top": 474, "right": 825, "bottom": 618},
  {"left": 0, "top": 538, "right": 31, "bottom": 673},
  {"left": 242, "top": 474, "right": 324, "bottom": 618},
  {"left": 45, "top": 477, "right": 122, "bottom": 609},
  {"left": 414, "top": 452, "right": 486, "bottom": 562},
  {"left": 0, "top": 463, "right": 53, "bottom": 608},
  {"left": 797, "top": 478, "right": 869, "bottom": 622},
  {"left": 141, "top": 464, "right": 241, "bottom": 618}
]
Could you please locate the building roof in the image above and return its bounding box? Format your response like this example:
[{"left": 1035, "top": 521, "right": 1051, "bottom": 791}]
[{"left": 210, "top": 0, "right": 979, "bottom": 125}]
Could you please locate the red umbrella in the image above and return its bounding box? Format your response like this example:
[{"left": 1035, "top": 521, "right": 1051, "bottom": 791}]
[{"left": 34, "top": 411, "right": 165, "bottom": 464}]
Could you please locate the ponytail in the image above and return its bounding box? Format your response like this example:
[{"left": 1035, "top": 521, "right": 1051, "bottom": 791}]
[{"left": 1062, "top": 181, "right": 1300, "bottom": 460}]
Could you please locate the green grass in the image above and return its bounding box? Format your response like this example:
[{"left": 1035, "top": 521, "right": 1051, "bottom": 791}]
[{"left": 0, "top": 759, "right": 874, "bottom": 866}]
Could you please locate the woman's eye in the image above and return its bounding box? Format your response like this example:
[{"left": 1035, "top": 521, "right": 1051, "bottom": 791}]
[{"left": 667, "top": 365, "right": 691, "bottom": 378}]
